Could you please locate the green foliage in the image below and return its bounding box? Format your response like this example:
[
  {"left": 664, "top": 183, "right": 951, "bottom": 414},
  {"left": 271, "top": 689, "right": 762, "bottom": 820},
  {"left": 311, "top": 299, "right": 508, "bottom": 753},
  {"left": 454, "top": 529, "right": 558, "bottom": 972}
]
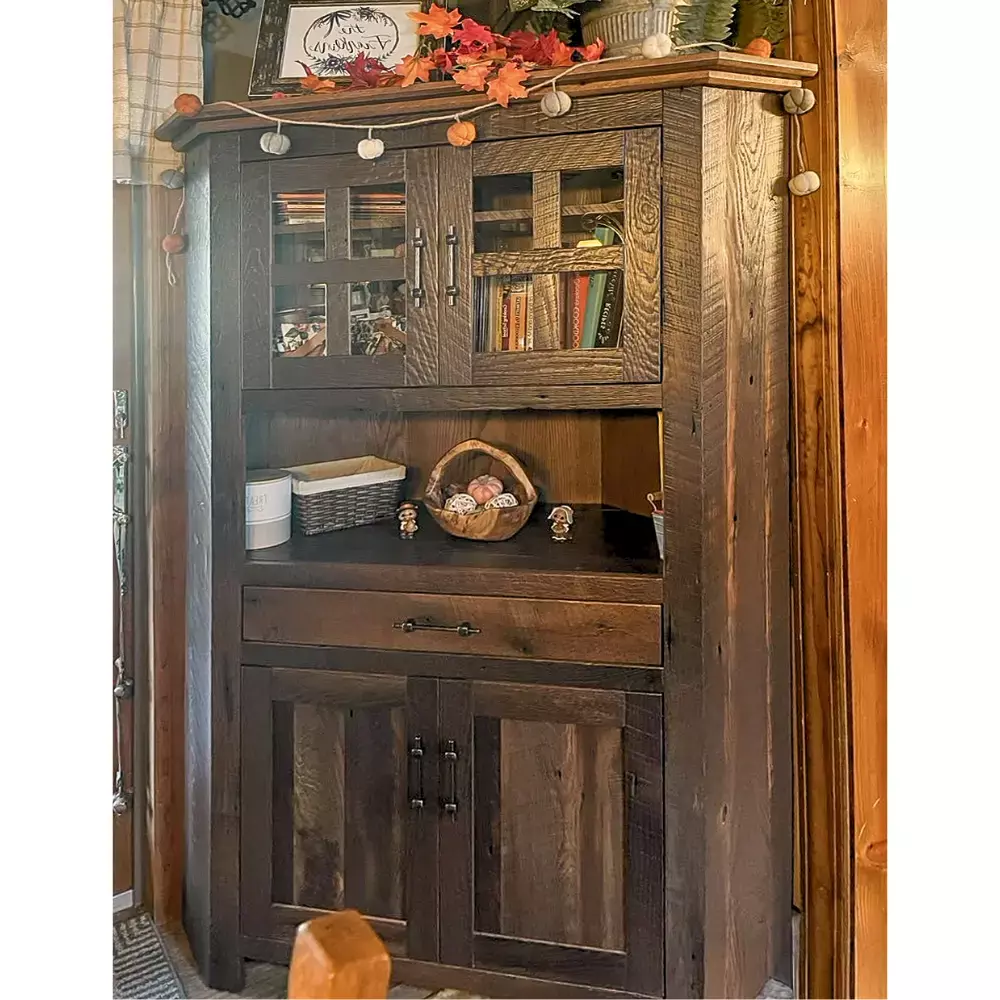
[
  {"left": 734, "top": 0, "right": 789, "bottom": 47},
  {"left": 508, "top": 0, "right": 585, "bottom": 19},
  {"left": 672, "top": 0, "right": 739, "bottom": 46}
]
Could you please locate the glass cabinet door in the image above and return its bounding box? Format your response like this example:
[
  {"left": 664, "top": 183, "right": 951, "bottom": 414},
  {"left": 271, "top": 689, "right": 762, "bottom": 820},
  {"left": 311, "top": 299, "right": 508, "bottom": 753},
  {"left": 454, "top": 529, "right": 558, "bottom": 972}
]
[
  {"left": 438, "top": 130, "right": 661, "bottom": 387},
  {"left": 241, "top": 148, "right": 439, "bottom": 390}
]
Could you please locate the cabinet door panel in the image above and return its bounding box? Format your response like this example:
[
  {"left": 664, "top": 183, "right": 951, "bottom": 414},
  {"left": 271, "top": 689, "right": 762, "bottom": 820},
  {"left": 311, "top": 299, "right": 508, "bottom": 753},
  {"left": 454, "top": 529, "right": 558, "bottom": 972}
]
[
  {"left": 439, "top": 679, "right": 664, "bottom": 994},
  {"left": 441, "top": 129, "right": 661, "bottom": 386},
  {"left": 242, "top": 149, "right": 438, "bottom": 389},
  {"left": 240, "top": 666, "right": 438, "bottom": 960}
]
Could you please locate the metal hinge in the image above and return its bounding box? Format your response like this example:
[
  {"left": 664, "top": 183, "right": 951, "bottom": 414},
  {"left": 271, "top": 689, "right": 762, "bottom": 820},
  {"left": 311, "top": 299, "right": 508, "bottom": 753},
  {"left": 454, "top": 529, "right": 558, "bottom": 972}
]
[{"left": 113, "top": 389, "right": 129, "bottom": 439}]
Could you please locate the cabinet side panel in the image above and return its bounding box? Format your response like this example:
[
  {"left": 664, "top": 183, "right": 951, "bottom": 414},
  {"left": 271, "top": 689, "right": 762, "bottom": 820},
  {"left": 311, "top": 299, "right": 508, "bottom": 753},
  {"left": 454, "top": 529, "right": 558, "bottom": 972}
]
[
  {"left": 405, "top": 147, "right": 440, "bottom": 386},
  {"left": 698, "top": 89, "right": 791, "bottom": 999},
  {"left": 185, "top": 133, "right": 246, "bottom": 991},
  {"left": 438, "top": 145, "right": 473, "bottom": 385},
  {"left": 661, "top": 86, "right": 708, "bottom": 1000}
]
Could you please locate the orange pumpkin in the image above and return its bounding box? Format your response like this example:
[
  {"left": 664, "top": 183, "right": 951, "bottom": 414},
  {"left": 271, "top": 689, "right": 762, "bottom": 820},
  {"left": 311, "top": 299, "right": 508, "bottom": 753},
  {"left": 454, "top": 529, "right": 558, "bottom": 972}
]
[
  {"left": 743, "top": 38, "right": 773, "bottom": 58},
  {"left": 161, "top": 233, "right": 186, "bottom": 254},
  {"left": 447, "top": 120, "right": 477, "bottom": 147},
  {"left": 174, "top": 93, "right": 203, "bottom": 116}
]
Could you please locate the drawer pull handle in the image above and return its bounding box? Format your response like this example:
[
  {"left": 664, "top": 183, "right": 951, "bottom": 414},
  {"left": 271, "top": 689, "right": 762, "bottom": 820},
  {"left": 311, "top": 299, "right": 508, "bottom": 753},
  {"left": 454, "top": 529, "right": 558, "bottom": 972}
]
[
  {"left": 411, "top": 225, "right": 425, "bottom": 307},
  {"left": 393, "top": 618, "right": 480, "bottom": 637},
  {"left": 445, "top": 224, "right": 458, "bottom": 306},
  {"left": 442, "top": 739, "right": 458, "bottom": 818},
  {"left": 407, "top": 735, "right": 425, "bottom": 810}
]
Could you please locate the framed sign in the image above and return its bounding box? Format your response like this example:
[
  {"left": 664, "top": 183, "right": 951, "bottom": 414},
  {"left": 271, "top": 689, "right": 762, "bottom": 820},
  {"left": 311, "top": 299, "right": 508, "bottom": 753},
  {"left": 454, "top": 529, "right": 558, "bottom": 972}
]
[{"left": 250, "top": 1, "right": 421, "bottom": 97}]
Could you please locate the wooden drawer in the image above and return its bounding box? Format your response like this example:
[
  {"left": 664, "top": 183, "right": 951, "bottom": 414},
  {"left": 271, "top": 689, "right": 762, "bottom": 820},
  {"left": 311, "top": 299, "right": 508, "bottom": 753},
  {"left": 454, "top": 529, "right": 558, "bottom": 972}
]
[{"left": 243, "top": 587, "right": 662, "bottom": 666}]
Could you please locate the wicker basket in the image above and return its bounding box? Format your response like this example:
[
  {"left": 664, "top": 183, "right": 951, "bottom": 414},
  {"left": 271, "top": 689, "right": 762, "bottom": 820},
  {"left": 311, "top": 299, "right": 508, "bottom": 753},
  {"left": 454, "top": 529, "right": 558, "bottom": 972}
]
[
  {"left": 423, "top": 440, "right": 538, "bottom": 542},
  {"left": 285, "top": 456, "right": 406, "bottom": 536}
]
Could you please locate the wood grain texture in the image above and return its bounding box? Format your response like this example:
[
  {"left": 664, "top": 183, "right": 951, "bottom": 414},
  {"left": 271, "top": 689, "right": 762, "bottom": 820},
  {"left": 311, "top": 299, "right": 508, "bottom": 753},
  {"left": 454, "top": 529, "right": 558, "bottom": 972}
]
[
  {"left": 532, "top": 171, "right": 562, "bottom": 351},
  {"left": 243, "top": 384, "right": 662, "bottom": 412},
  {"left": 240, "top": 666, "right": 273, "bottom": 939},
  {"left": 832, "top": 0, "right": 887, "bottom": 994},
  {"left": 471, "top": 350, "right": 623, "bottom": 386},
  {"left": 243, "top": 587, "right": 662, "bottom": 666},
  {"left": 269, "top": 152, "right": 405, "bottom": 191},
  {"left": 273, "top": 256, "right": 404, "bottom": 287},
  {"left": 183, "top": 132, "right": 245, "bottom": 991},
  {"left": 472, "top": 245, "right": 623, "bottom": 276},
  {"left": 474, "top": 132, "right": 623, "bottom": 175},
  {"left": 621, "top": 129, "right": 662, "bottom": 382},
  {"left": 438, "top": 145, "right": 474, "bottom": 386},
  {"left": 661, "top": 87, "right": 791, "bottom": 999},
  {"left": 404, "top": 146, "right": 440, "bottom": 387},
  {"left": 474, "top": 935, "right": 625, "bottom": 989},
  {"left": 240, "top": 161, "right": 271, "bottom": 388},
  {"left": 474, "top": 682, "right": 625, "bottom": 728},
  {"left": 788, "top": 2, "right": 856, "bottom": 997},
  {"left": 271, "top": 353, "right": 405, "bottom": 389}
]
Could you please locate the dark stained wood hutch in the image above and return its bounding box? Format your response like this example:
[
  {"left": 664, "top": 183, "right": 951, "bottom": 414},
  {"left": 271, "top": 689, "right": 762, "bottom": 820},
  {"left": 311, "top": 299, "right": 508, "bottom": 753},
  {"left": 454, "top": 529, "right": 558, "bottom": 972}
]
[{"left": 157, "top": 52, "right": 818, "bottom": 999}]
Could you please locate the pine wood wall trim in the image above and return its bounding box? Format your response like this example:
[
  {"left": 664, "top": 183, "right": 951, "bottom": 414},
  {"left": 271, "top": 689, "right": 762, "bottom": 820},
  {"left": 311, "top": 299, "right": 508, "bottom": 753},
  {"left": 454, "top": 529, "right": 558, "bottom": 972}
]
[{"left": 135, "top": 184, "right": 188, "bottom": 927}]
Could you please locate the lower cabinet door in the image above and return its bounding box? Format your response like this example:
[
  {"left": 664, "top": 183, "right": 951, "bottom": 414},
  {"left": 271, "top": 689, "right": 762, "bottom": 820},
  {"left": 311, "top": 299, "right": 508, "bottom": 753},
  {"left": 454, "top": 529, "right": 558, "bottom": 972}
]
[
  {"left": 240, "top": 666, "right": 439, "bottom": 962},
  {"left": 438, "top": 680, "right": 665, "bottom": 995}
]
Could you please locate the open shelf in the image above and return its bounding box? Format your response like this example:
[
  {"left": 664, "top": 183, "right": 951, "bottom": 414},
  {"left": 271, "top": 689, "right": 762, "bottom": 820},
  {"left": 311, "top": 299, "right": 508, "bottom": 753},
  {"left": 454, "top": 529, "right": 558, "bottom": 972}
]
[{"left": 244, "top": 504, "right": 662, "bottom": 603}]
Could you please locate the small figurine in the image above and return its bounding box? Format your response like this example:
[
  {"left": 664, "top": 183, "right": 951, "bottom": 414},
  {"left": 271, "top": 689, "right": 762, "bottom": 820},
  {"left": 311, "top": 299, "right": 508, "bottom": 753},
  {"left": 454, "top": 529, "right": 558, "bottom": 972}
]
[
  {"left": 548, "top": 505, "right": 574, "bottom": 542},
  {"left": 397, "top": 501, "right": 419, "bottom": 539}
]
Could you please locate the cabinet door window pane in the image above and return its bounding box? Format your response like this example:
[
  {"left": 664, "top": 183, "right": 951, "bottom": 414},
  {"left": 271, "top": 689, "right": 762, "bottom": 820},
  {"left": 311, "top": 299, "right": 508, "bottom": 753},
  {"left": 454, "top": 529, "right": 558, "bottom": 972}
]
[
  {"left": 350, "top": 184, "right": 406, "bottom": 259},
  {"left": 473, "top": 269, "right": 624, "bottom": 352},
  {"left": 274, "top": 283, "right": 327, "bottom": 357},
  {"left": 273, "top": 190, "right": 326, "bottom": 263},
  {"left": 474, "top": 175, "right": 533, "bottom": 252},
  {"left": 560, "top": 168, "right": 624, "bottom": 248},
  {"left": 350, "top": 279, "right": 407, "bottom": 356}
]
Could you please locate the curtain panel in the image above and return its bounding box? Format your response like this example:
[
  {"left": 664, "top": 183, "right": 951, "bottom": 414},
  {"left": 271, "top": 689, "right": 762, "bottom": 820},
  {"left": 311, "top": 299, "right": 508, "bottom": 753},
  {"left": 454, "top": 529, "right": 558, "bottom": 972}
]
[{"left": 114, "top": 1, "right": 203, "bottom": 185}]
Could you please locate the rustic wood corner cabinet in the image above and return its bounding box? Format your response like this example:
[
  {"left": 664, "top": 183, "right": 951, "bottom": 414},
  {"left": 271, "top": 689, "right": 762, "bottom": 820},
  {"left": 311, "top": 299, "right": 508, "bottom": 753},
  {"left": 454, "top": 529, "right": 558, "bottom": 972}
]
[{"left": 158, "top": 52, "right": 818, "bottom": 999}]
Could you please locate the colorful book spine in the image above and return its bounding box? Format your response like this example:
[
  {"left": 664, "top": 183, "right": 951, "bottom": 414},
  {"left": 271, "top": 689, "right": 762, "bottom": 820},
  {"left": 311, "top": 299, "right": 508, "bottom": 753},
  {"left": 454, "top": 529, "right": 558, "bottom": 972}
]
[
  {"left": 500, "top": 284, "right": 511, "bottom": 352},
  {"left": 581, "top": 226, "right": 617, "bottom": 349},
  {"left": 594, "top": 269, "right": 625, "bottom": 349},
  {"left": 567, "top": 274, "right": 590, "bottom": 349},
  {"left": 525, "top": 280, "right": 534, "bottom": 350},
  {"left": 509, "top": 278, "right": 528, "bottom": 351}
]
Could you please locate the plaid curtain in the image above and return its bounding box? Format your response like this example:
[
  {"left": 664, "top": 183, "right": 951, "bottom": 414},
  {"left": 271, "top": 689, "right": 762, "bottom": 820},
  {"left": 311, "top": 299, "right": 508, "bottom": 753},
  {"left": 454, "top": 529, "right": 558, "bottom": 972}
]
[{"left": 114, "top": 1, "right": 203, "bottom": 185}]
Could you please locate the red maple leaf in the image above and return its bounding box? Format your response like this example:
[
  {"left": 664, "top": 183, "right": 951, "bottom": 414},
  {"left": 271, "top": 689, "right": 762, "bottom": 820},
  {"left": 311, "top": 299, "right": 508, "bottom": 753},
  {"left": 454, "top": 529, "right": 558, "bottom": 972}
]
[
  {"left": 507, "top": 30, "right": 545, "bottom": 65},
  {"left": 432, "top": 46, "right": 459, "bottom": 72},
  {"left": 576, "top": 38, "right": 607, "bottom": 62},
  {"left": 408, "top": 4, "right": 462, "bottom": 39},
  {"left": 452, "top": 17, "right": 495, "bottom": 50},
  {"left": 536, "top": 29, "right": 575, "bottom": 67},
  {"left": 486, "top": 62, "right": 529, "bottom": 107},
  {"left": 344, "top": 52, "right": 387, "bottom": 89}
]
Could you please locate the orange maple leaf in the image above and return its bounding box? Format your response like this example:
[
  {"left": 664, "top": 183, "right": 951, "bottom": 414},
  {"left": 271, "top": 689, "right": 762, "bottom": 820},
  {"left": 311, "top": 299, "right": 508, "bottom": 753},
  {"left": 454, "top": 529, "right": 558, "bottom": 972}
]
[
  {"left": 394, "top": 53, "right": 435, "bottom": 87},
  {"left": 452, "top": 63, "right": 492, "bottom": 92},
  {"left": 407, "top": 3, "right": 462, "bottom": 39},
  {"left": 577, "top": 38, "right": 607, "bottom": 62},
  {"left": 297, "top": 61, "right": 338, "bottom": 92},
  {"left": 486, "top": 62, "right": 529, "bottom": 108}
]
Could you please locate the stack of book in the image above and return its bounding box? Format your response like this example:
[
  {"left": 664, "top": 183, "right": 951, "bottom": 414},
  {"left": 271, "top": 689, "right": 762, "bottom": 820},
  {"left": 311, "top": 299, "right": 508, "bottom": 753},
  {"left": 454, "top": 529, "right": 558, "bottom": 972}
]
[
  {"left": 350, "top": 190, "right": 406, "bottom": 230},
  {"left": 273, "top": 192, "right": 324, "bottom": 226},
  {"left": 475, "top": 276, "right": 534, "bottom": 352},
  {"left": 563, "top": 225, "right": 624, "bottom": 350}
]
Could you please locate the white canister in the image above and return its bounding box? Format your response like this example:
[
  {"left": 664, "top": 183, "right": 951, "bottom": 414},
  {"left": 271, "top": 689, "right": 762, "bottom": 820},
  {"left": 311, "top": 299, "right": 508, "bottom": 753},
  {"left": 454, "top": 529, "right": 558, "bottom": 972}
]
[{"left": 246, "top": 470, "right": 292, "bottom": 550}]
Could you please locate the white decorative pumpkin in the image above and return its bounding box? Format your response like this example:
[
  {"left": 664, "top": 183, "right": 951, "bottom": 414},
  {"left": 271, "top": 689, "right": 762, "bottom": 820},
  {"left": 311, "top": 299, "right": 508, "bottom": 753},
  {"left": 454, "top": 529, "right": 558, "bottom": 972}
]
[
  {"left": 640, "top": 33, "right": 673, "bottom": 60},
  {"left": 788, "top": 170, "right": 821, "bottom": 197},
  {"left": 357, "top": 136, "right": 385, "bottom": 160},
  {"left": 484, "top": 492, "right": 519, "bottom": 509},
  {"left": 444, "top": 492, "right": 478, "bottom": 514},
  {"left": 260, "top": 130, "right": 291, "bottom": 155},
  {"left": 159, "top": 168, "right": 185, "bottom": 189},
  {"left": 783, "top": 88, "right": 817, "bottom": 115},
  {"left": 539, "top": 89, "right": 572, "bottom": 118}
]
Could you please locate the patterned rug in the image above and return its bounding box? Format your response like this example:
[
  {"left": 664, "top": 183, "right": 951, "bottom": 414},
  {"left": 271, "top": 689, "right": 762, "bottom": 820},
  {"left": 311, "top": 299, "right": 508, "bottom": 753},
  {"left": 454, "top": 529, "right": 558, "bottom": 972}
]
[{"left": 114, "top": 912, "right": 185, "bottom": 999}]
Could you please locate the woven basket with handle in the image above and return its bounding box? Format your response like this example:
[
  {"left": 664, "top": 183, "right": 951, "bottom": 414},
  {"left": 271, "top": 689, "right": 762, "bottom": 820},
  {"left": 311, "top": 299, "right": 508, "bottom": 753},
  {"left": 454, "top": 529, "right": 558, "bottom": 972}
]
[{"left": 423, "top": 439, "right": 538, "bottom": 542}]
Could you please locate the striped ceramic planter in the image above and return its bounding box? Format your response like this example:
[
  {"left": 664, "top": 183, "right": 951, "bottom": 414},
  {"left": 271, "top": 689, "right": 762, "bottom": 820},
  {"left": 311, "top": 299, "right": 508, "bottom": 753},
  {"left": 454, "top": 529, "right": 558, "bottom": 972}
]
[{"left": 581, "top": 0, "right": 681, "bottom": 58}]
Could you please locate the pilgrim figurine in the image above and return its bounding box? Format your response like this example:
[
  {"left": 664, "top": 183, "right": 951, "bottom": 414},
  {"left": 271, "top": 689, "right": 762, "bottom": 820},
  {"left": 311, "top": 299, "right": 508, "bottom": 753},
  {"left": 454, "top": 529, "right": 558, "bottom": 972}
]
[
  {"left": 397, "top": 501, "right": 419, "bottom": 539},
  {"left": 548, "top": 504, "right": 574, "bottom": 542}
]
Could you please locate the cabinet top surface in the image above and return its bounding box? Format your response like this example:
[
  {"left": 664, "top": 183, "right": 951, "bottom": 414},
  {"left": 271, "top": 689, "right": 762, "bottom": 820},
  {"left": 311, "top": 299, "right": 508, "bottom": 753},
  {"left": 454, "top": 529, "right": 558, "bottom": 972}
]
[{"left": 157, "top": 53, "right": 818, "bottom": 150}]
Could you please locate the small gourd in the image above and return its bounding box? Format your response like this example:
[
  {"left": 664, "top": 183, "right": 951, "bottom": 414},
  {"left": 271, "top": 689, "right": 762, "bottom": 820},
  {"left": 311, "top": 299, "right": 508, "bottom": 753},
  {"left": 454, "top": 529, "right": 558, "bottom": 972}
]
[
  {"left": 357, "top": 136, "right": 385, "bottom": 160},
  {"left": 173, "top": 93, "right": 203, "bottom": 116},
  {"left": 788, "top": 170, "right": 821, "bottom": 197},
  {"left": 447, "top": 120, "right": 477, "bottom": 147},
  {"left": 640, "top": 33, "right": 673, "bottom": 60},
  {"left": 783, "top": 88, "right": 817, "bottom": 115},
  {"left": 161, "top": 233, "right": 186, "bottom": 254},
  {"left": 467, "top": 475, "right": 504, "bottom": 505},
  {"left": 444, "top": 493, "right": 478, "bottom": 514},
  {"left": 743, "top": 37, "right": 773, "bottom": 58},
  {"left": 539, "top": 89, "right": 572, "bottom": 118},
  {"left": 260, "top": 130, "right": 292, "bottom": 155},
  {"left": 160, "top": 168, "right": 185, "bottom": 190},
  {"left": 484, "top": 493, "right": 518, "bottom": 509}
]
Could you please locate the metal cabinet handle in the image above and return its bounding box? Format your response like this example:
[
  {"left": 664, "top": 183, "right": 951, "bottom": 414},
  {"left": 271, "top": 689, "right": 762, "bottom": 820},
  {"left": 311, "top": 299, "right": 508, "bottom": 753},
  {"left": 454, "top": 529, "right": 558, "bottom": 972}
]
[
  {"left": 445, "top": 225, "right": 458, "bottom": 306},
  {"left": 411, "top": 225, "right": 425, "bottom": 307},
  {"left": 442, "top": 739, "right": 458, "bottom": 817},
  {"left": 408, "top": 736, "right": 425, "bottom": 810},
  {"left": 393, "top": 618, "right": 480, "bottom": 637}
]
